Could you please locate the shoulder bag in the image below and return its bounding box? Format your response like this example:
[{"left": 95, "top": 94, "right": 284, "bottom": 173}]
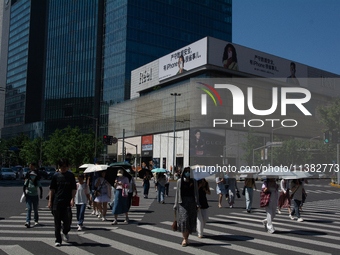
[{"left": 260, "top": 190, "right": 271, "bottom": 207}]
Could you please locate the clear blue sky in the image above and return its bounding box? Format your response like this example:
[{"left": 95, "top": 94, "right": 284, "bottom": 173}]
[{"left": 232, "top": 0, "right": 340, "bottom": 75}]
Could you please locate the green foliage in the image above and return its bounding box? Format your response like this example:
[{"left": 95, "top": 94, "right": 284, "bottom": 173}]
[
  {"left": 272, "top": 138, "right": 310, "bottom": 166},
  {"left": 318, "top": 97, "right": 340, "bottom": 131},
  {"left": 1, "top": 127, "right": 103, "bottom": 169},
  {"left": 241, "top": 130, "right": 263, "bottom": 165}
]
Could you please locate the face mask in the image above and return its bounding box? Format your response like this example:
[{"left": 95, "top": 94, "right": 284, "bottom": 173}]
[
  {"left": 228, "top": 51, "right": 232, "bottom": 59},
  {"left": 30, "top": 175, "right": 36, "bottom": 180},
  {"left": 184, "top": 172, "right": 190, "bottom": 178}
]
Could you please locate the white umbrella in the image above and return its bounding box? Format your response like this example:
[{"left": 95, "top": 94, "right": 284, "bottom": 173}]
[
  {"left": 258, "top": 166, "right": 297, "bottom": 178},
  {"left": 190, "top": 165, "right": 212, "bottom": 180},
  {"left": 84, "top": 164, "right": 108, "bottom": 173},
  {"left": 284, "top": 171, "right": 312, "bottom": 180},
  {"left": 79, "top": 164, "right": 93, "bottom": 168}
]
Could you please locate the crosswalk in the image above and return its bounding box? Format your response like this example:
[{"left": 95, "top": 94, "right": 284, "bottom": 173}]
[{"left": 1, "top": 195, "right": 340, "bottom": 254}]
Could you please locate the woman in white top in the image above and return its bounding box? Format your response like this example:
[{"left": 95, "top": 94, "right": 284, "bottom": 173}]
[
  {"left": 94, "top": 171, "right": 111, "bottom": 221},
  {"left": 75, "top": 173, "right": 91, "bottom": 231}
]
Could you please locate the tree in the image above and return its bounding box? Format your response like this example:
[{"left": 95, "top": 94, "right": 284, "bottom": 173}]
[
  {"left": 241, "top": 130, "right": 263, "bottom": 165},
  {"left": 272, "top": 138, "right": 310, "bottom": 166},
  {"left": 318, "top": 97, "right": 340, "bottom": 131}
]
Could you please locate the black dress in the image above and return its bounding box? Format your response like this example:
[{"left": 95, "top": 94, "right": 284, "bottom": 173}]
[{"left": 178, "top": 180, "right": 197, "bottom": 234}]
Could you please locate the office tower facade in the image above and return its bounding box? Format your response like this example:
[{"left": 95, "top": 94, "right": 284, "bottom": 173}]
[
  {"left": 1, "top": 0, "right": 232, "bottom": 145},
  {"left": 1, "top": 0, "right": 47, "bottom": 140}
]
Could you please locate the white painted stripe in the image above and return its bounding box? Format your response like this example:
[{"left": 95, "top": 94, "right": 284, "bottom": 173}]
[
  {"left": 0, "top": 237, "right": 94, "bottom": 255},
  {"left": 0, "top": 220, "right": 141, "bottom": 225},
  {"left": 217, "top": 214, "right": 340, "bottom": 236},
  {"left": 209, "top": 216, "right": 340, "bottom": 250},
  {"left": 164, "top": 221, "right": 331, "bottom": 255},
  {"left": 111, "top": 228, "right": 219, "bottom": 255},
  {"left": 0, "top": 245, "right": 34, "bottom": 255},
  {"left": 81, "top": 233, "right": 157, "bottom": 255},
  {"left": 140, "top": 223, "right": 276, "bottom": 255}
]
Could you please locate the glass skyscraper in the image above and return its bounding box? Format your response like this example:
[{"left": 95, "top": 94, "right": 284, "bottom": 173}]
[
  {"left": 1, "top": 0, "right": 47, "bottom": 139},
  {"left": 1, "top": 0, "right": 232, "bottom": 146}
]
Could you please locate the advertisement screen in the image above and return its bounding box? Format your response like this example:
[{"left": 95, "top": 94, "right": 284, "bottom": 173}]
[
  {"left": 141, "top": 135, "right": 153, "bottom": 156},
  {"left": 159, "top": 38, "right": 207, "bottom": 81}
]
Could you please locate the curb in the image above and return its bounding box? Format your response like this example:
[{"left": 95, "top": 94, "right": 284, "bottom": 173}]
[{"left": 330, "top": 182, "right": 340, "bottom": 188}]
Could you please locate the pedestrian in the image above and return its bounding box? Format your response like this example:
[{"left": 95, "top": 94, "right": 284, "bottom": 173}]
[
  {"left": 262, "top": 178, "right": 278, "bottom": 234},
  {"left": 23, "top": 171, "right": 42, "bottom": 228},
  {"left": 75, "top": 173, "right": 91, "bottom": 231},
  {"left": 278, "top": 178, "right": 291, "bottom": 216},
  {"left": 290, "top": 179, "right": 307, "bottom": 222},
  {"left": 111, "top": 169, "right": 130, "bottom": 225},
  {"left": 142, "top": 171, "right": 151, "bottom": 198},
  {"left": 156, "top": 172, "right": 166, "bottom": 204},
  {"left": 127, "top": 175, "right": 137, "bottom": 210},
  {"left": 226, "top": 173, "right": 239, "bottom": 208},
  {"left": 197, "top": 178, "right": 210, "bottom": 238},
  {"left": 94, "top": 171, "right": 111, "bottom": 221},
  {"left": 153, "top": 172, "right": 157, "bottom": 192},
  {"left": 48, "top": 158, "right": 76, "bottom": 247},
  {"left": 165, "top": 171, "right": 170, "bottom": 197},
  {"left": 173, "top": 167, "right": 200, "bottom": 247},
  {"left": 216, "top": 173, "right": 227, "bottom": 208},
  {"left": 88, "top": 171, "right": 99, "bottom": 216},
  {"left": 300, "top": 178, "right": 308, "bottom": 211},
  {"left": 244, "top": 177, "right": 256, "bottom": 213}
]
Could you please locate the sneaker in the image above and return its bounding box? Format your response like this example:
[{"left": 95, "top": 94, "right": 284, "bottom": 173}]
[
  {"left": 95, "top": 211, "right": 99, "bottom": 216},
  {"left": 102, "top": 217, "right": 106, "bottom": 221},
  {"left": 111, "top": 219, "right": 118, "bottom": 225},
  {"left": 91, "top": 210, "right": 95, "bottom": 215},
  {"left": 77, "top": 225, "right": 82, "bottom": 231},
  {"left": 297, "top": 218, "right": 304, "bottom": 222},
  {"left": 278, "top": 209, "right": 281, "bottom": 214},
  {"left": 124, "top": 217, "right": 129, "bottom": 223},
  {"left": 24, "top": 222, "right": 30, "bottom": 228},
  {"left": 262, "top": 220, "right": 267, "bottom": 231},
  {"left": 97, "top": 213, "right": 102, "bottom": 218},
  {"left": 247, "top": 209, "right": 250, "bottom": 213},
  {"left": 55, "top": 242, "right": 61, "bottom": 247},
  {"left": 230, "top": 205, "right": 233, "bottom": 208},
  {"left": 34, "top": 222, "right": 39, "bottom": 226},
  {"left": 62, "top": 233, "right": 69, "bottom": 243},
  {"left": 289, "top": 214, "right": 295, "bottom": 220}
]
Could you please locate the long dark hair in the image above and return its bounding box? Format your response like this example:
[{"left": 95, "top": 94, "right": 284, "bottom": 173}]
[
  {"left": 181, "top": 167, "right": 193, "bottom": 187},
  {"left": 222, "top": 43, "right": 238, "bottom": 63}
]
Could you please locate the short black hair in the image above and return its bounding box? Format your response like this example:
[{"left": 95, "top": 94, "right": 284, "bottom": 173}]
[
  {"left": 58, "top": 158, "right": 70, "bottom": 167},
  {"left": 30, "top": 162, "right": 36, "bottom": 167},
  {"left": 290, "top": 62, "right": 296, "bottom": 68},
  {"left": 195, "top": 129, "right": 201, "bottom": 135},
  {"left": 78, "top": 173, "right": 84, "bottom": 179}
]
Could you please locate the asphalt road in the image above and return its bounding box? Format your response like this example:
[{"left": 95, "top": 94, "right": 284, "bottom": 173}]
[{"left": 0, "top": 178, "right": 339, "bottom": 255}]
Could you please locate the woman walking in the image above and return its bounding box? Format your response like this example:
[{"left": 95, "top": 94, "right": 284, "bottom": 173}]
[
  {"left": 94, "top": 171, "right": 111, "bottom": 221},
  {"left": 23, "top": 171, "right": 42, "bottom": 228},
  {"left": 142, "top": 172, "right": 151, "bottom": 198},
  {"left": 174, "top": 167, "right": 200, "bottom": 247},
  {"left": 290, "top": 179, "right": 307, "bottom": 222},
  {"left": 75, "top": 173, "right": 91, "bottom": 230},
  {"left": 157, "top": 173, "right": 167, "bottom": 204},
  {"left": 262, "top": 178, "right": 278, "bottom": 234},
  {"left": 226, "top": 174, "right": 239, "bottom": 208},
  {"left": 197, "top": 178, "right": 210, "bottom": 238},
  {"left": 216, "top": 173, "right": 227, "bottom": 208},
  {"left": 111, "top": 169, "right": 130, "bottom": 225},
  {"left": 278, "top": 178, "right": 291, "bottom": 216},
  {"left": 244, "top": 177, "right": 256, "bottom": 213}
]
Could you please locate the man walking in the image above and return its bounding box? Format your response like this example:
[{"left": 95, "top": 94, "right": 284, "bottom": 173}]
[{"left": 48, "top": 158, "right": 76, "bottom": 247}]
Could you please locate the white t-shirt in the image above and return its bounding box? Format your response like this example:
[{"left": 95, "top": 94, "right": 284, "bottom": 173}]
[{"left": 75, "top": 183, "right": 88, "bottom": 204}]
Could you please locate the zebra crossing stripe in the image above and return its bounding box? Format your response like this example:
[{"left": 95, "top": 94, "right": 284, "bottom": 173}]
[
  {"left": 0, "top": 237, "right": 94, "bottom": 255},
  {"left": 159, "top": 221, "right": 329, "bottom": 255},
  {"left": 214, "top": 215, "right": 340, "bottom": 245},
  {"left": 111, "top": 228, "right": 219, "bottom": 255},
  {"left": 81, "top": 233, "right": 158, "bottom": 255},
  {"left": 142, "top": 223, "right": 276, "bottom": 255},
  {"left": 226, "top": 213, "right": 340, "bottom": 234},
  {"left": 0, "top": 245, "right": 34, "bottom": 255}
]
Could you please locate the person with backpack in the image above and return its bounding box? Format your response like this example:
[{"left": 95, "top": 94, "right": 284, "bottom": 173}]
[{"left": 23, "top": 171, "right": 42, "bottom": 228}]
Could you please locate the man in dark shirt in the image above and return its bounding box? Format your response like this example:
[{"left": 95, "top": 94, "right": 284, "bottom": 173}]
[{"left": 48, "top": 158, "right": 76, "bottom": 247}]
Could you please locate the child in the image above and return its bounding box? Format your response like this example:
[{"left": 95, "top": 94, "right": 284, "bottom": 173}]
[{"left": 75, "top": 173, "right": 91, "bottom": 231}]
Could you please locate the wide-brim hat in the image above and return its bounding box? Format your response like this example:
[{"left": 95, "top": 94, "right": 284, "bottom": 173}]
[
  {"left": 117, "top": 169, "right": 124, "bottom": 176},
  {"left": 30, "top": 171, "right": 37, "bottom": 176}
]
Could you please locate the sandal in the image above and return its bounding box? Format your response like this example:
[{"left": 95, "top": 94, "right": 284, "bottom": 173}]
[
  {"left": 182, "top": 240, "right": 187, "bottom": 247},
  {"left": 218, "top": 204, "right": 222, "bottom": 208}
]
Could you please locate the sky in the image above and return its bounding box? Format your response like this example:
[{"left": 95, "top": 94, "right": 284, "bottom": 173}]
[{"left": 232, "top": 0, "right": 340, "bottom": 75}]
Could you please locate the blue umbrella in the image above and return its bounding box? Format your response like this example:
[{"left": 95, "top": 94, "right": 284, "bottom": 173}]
[{"left": 151, "top": 168, "right": 168, "bottom": 173}]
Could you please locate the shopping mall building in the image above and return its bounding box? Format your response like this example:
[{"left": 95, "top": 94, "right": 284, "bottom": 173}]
[{"left": 107, "top": 37, "right": 339, "bottom": 171}]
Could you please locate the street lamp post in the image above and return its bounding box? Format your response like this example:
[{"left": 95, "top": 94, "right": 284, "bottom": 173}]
[
  {"left": 171, "top": 93, "right": 181, "bottom": 178},
  {"left": 84, "top": 116, "right": 98, "bottom": 162},
  {"left": 271, "top": 126, "right": 285, "bottom": 166}
]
